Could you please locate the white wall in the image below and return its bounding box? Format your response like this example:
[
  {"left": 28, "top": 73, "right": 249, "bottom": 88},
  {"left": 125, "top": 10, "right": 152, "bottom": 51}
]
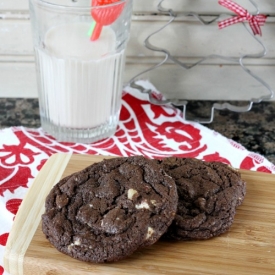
[{"left": 0, "top": 0, "right": 274, "bottom": 100}]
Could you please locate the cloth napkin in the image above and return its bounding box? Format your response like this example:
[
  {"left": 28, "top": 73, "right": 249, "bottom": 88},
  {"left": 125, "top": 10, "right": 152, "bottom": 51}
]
[{"left": 0, "top": 81, "right": 274, "bottom": 275}]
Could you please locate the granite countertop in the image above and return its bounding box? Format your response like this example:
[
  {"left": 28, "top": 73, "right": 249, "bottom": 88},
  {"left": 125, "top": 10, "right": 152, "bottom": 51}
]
[{"left": 1, "top": 98, "right": 275, "bottom": 165}]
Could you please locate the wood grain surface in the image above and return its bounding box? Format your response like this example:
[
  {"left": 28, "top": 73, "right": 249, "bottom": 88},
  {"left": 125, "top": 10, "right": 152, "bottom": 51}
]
[{"left": 4, "top": 153, "right": 275, "bottom": 275}]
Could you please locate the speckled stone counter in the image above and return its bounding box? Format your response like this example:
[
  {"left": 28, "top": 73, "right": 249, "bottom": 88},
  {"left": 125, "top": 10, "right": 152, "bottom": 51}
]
[{"left": 0, "top": 98, "right": 274, "bottom": 165}]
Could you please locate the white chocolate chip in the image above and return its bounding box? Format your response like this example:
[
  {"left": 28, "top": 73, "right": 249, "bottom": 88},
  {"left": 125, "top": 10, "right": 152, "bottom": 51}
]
[
  {"left": 74, "top": 239, "right": 81, "bottom": 246},
  {"left": 135, "top": 200, "right": 150, "bottom": 210},
  {"left": 146, "top": 227, "right": 155, "bottom": 239},
  {"left": 150, "top": 200, "right": 157, "bottom": 206},
  {"left": 67, "top": 243, "right": 74, "bottom": 251},
  {"left": 127, "top": 189, "right": 138, "bottom": 200}
]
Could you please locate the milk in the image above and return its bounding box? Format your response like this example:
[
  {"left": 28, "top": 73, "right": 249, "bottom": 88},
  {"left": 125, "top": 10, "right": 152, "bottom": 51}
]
[{"left": 35, "top": 22, "right": 125, "bottom": 139}]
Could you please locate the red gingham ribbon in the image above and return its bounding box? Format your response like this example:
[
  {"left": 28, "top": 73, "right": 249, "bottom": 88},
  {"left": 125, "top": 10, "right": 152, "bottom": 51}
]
[{"left": 218, "top": 0, "right": 267, "bottom": 36}]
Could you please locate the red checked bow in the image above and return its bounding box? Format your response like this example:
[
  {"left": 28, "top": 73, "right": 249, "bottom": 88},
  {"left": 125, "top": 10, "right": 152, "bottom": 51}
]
[{"left": 218, "top": 0, "right": 267, "bottom": 36}]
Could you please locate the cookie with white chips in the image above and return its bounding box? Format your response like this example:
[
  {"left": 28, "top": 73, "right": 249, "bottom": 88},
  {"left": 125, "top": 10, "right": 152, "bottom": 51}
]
[
  {"left": 42, "top": 156, "right": 178, "bottom": 263},
  {"left": 158, "top": 157, "right": 246, "bottom": 240}
]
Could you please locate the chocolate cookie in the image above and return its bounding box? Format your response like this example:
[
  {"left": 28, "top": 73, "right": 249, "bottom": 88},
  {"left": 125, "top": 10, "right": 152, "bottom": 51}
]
[
  {"left": 42, "top": 156, "right": 178, "bottom": 263},
  {"left": 158, "top": 157, "right": 246, "bottom": 240}
]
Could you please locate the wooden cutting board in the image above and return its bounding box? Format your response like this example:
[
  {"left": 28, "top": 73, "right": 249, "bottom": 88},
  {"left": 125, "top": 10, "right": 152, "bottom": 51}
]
[{"left": 4, "top": 153, "right": 275, "bottom": 275}]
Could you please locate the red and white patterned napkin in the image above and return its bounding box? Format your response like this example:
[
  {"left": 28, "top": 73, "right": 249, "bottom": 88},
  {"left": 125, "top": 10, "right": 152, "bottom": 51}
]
[{"left": 0, "top": 81, "right": 274, "bottom": 275}]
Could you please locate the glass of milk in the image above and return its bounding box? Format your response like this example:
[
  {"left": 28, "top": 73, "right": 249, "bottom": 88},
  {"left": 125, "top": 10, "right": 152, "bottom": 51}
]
[{"left": 29, "top": 0, "right": 133, "bottom": 143}]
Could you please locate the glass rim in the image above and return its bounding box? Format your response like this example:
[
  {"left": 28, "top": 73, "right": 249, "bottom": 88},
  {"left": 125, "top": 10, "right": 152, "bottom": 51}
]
[{"left": 31, "top": 0, "right": 130, "bottom": 9}]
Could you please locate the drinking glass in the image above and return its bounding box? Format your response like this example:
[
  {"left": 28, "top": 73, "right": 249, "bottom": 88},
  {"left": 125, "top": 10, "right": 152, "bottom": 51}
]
[{"left": 29, "top": 0, "right": 133, "bottom": 143}]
